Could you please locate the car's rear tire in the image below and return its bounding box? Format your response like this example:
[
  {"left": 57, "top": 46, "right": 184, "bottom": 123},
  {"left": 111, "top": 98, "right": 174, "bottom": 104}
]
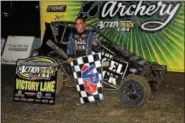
[
  {"left": 141, "top": 69, "right": 164, "bottom": 92},
  {"left": 149, "top": 71, "right": 163, "bottom": 92},
  {"left": 118, "top": 75, "right": 151, "bottom": 107}
]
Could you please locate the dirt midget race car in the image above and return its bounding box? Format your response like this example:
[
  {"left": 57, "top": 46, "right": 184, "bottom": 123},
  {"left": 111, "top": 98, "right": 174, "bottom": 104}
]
[{"left": 32, "top": 21, "right": 167, "bottom": 107}]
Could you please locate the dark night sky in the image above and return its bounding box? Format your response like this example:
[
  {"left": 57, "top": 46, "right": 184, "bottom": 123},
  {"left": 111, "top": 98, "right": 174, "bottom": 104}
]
[{"left": 1, "top": 1, "right": 41, "bottom": 38}]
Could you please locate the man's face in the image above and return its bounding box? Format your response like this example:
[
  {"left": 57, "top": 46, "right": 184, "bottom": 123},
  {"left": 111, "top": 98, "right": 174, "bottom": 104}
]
[{"left": 75, "top": 19, "right": 85, "bottom": 33}]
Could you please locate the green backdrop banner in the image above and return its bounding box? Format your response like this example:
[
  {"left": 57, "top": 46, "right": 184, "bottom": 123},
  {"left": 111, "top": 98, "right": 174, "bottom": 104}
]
[{"left": 40, "top": 1, "right": 184, "bottom": 72}]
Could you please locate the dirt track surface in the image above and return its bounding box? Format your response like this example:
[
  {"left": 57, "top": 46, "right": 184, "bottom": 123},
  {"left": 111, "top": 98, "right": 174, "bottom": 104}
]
[{"left": 1, "top": 65, "right": 184, "bottom": 123}]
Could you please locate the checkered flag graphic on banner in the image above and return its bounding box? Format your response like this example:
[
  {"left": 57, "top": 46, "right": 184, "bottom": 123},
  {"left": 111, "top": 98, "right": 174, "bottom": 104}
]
[{"left": 70, "top": 53, "right": 104, "bottom": 104}]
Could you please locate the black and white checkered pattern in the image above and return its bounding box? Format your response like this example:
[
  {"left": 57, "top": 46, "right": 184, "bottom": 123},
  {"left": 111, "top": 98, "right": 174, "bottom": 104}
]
[{"left": 70, "top": 53, "right": 104, "bottom": 104}]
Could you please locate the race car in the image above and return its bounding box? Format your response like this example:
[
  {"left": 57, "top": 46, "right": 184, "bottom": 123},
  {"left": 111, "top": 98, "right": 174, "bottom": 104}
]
[{"left": 33, "top": 21, "right": 167, "bottom": 107}]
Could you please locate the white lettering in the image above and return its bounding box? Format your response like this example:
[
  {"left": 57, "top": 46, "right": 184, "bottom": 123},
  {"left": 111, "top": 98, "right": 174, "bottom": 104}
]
[
  {"left": 101, "top": 1, "right": 181, "bottom": 31},
  {"left": 101, "top": 2, "right": 118, "bottom": 18}
]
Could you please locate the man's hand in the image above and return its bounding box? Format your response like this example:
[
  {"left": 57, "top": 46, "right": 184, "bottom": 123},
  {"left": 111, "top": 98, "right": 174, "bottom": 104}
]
[
  {"left": 67, "top": 57, "right": 73, "bottom": 63},
  {"left": 92, "top": 40, "right": 98, "bottom": 47}
]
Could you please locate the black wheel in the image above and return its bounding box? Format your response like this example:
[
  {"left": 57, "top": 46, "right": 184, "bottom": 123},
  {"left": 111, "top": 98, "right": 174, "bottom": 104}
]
[
  {"left": 149, "top": 63, "right": 164, "bottom": 92},
  {"left": 149, "top": 71, "right": 163, "bottom": 92},
  {"left": 118, "top": 75, "right": 151, "bottom": 107},
  {"left": 141, "top": 64, "right": 164, "bottom": 92}
]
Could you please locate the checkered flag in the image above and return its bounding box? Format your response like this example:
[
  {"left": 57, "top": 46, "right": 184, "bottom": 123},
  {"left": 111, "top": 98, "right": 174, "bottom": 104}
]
[{"left": 70, "top": 53, "right": 104, "bottom": 104}]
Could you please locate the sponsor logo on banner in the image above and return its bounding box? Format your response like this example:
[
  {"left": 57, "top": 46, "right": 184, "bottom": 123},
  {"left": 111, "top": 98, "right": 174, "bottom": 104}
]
[
  {"left": 8, "top": 44, "right": 29, "bottom": 52},
  {"left": 28, "top": 98, "right": 34, "bottom": 102},
  {"left": 16, "top": 56, "right": 58, "bottom": 80},
  {"left": 21, "top": 98, "right": 27, "bottom": 101},
  {"left": 15, "top": 94, "right": 24, "bottom": 97},
  {"left": 43, "top": 97, "right": 54, "bottom": 99},
  {"left": 36, "top": 92, "right": 42, "bottom": 98},
  {"left": 45, "top": 93, "right": 52, "bottom": 97},
  {"left": 93, "top": 1, "right": 180, "bottom": 32},
  {"left": 97, "top": 21, "right": 134, "bottom": 32},
  {"left": 25, "top": 92, "right": 36, "bottom": 96},
  {"left": 15, "top": 90, "right": 25, "bottom": 97},
  {"left": 42, "top": 99, "right": 49, "bottom": 103},
  {"left": 14, "top": 97, "right": 20, "bottom": 101},
  {"left": 1, "top": 36, "right": 34, "bottom": 65},
  {"left": 35, "top": 99, "right": 41, "bottom": 102},
  {"left": 43, "top": 93, "right": 54, "bottom": 99},
  {"left": 49, "top": 100, "right": 54, "bottom": 104},
  {"left": 47, "top": 5, "right": 67, "bottom": 12},
  {"left": 81, "top": 65, "right": 100, "bottom": 94}
]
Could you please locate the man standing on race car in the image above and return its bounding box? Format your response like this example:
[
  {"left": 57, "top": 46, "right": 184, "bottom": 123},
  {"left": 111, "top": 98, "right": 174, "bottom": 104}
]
[{"left": 67, "top": 16, "right": 101, "bottom": 62}]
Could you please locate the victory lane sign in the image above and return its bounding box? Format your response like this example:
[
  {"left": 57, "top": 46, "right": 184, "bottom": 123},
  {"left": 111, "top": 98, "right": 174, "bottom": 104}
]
[
  {"left": 15, "top": 79, "right": 55, "bottom": 92},
  {"left": 13, "top": 56, "right": 59, "bottom": 104}
]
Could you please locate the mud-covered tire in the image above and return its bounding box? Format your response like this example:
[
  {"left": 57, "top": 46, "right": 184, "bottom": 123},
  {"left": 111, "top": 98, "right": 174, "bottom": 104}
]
[
  {"left": 150, "top": 71, "right": 163, "bottom": 92},
  {"left": 118, "top": 75, "right": 151, "bottom": 107},
  {"left": 141, "top": 69, "right": 164, "bottom": 92},
  {"left": 149, "top": 62, "right": 164, "bottom": 92}
]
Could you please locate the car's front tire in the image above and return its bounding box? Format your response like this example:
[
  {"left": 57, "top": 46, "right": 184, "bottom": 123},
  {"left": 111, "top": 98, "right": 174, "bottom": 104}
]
[{"left": 118, "top": 75, "right": 151, "bottom": 107}]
